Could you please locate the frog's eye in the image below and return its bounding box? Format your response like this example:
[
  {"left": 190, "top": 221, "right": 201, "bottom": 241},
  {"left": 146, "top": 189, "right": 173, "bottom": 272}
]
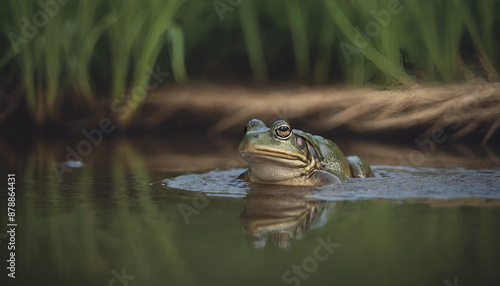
[{"left": 275, "top": 123, "right": 291, "bottom": 139}]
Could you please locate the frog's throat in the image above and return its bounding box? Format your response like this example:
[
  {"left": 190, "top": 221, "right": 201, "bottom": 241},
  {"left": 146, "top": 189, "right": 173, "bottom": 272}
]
[{"left": 240, "top": 146, "right": 322, "bottom": 183}]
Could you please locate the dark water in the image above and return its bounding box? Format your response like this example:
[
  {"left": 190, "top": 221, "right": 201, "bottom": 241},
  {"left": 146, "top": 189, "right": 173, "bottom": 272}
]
[{"left": 0, "top": 138, "right": 499, "bottom": 286}]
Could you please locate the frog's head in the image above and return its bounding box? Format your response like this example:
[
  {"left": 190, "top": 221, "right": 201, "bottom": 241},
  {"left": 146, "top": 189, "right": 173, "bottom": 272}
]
[{"left": 238, "top": 119, "right": 320, "bottom": 182}]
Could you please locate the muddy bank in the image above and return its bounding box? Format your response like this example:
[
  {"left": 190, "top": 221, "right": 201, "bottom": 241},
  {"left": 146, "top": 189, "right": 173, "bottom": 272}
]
[{"left": 139, "top": 80, "right": 500, "bottom": 144}]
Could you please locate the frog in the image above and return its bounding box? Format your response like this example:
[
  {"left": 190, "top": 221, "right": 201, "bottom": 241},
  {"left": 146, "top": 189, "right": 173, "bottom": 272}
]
[{"left": 238, "top": 119, "right": 374, "bottom": 186}]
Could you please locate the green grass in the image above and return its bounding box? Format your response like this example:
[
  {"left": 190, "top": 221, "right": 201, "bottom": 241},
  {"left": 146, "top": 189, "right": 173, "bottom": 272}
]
[{"left": 1, "top": 0, "right": 499, "bottom": 127}]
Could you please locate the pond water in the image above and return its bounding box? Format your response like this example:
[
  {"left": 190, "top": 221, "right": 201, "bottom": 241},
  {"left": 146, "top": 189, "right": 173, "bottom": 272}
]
[{"left": 0, "top": 137, "right": 499, "bottom": 286}]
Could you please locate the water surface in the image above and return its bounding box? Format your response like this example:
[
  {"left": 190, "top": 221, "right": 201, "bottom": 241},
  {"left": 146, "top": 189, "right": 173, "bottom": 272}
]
[{"left": 1, "top": 138, "right": 499, "bottom": 286}]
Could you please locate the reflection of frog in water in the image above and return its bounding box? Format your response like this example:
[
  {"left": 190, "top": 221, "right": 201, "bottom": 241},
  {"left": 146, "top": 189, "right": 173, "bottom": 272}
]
[
  {"left": 239, "top": 119, "right": 373, "bottom": 186},
  {"left": 240, "top": 185, "right": 335, "bottom": 249}
]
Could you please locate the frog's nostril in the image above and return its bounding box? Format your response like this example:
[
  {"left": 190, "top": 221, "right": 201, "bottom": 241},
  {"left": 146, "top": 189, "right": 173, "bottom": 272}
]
[{"left": 253, "top": 134, "right": 259, "bottom": 138}]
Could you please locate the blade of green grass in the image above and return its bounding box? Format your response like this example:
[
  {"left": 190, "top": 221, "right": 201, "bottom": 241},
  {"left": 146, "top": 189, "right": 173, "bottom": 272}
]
[
  {"left": 166, "top": 23, "right": 188, "bottom": 84},
  {"left": 323, "top": 0, "right": 414, "bottom": 85},
  {"left": 238, "top": 0, "right": 268, "bottom": 83},
  {"left": 285, "top": 0, "right": 310, "bottom": 79},
  {"left": 454, "top": 0, "right": 499, "bottom": 81}
]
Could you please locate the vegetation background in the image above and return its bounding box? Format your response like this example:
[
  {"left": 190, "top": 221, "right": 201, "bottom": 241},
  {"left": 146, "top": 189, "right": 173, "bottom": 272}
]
[{"left": 1, "top": 0, "right": 499, "bottom": 140}]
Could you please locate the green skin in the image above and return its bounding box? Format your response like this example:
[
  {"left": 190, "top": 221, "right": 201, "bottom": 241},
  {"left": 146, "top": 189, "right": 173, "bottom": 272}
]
[{"left": 238, "top": 119, "right": 374, "bottom": 186}]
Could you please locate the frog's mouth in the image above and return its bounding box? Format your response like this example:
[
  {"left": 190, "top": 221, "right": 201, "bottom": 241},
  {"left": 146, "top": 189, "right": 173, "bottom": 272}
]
[{"left": 239, "top": 149, "right": 310, "bottom": 168}]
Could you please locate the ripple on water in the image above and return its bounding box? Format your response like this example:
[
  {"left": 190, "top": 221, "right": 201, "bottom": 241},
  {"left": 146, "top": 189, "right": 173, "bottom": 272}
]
[{"left": 161, "top": 166, "right": 500, "bottom": 201}]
